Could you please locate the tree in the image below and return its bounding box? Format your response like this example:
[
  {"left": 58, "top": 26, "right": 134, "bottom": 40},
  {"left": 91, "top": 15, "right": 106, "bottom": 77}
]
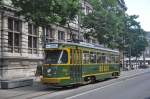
[
  {"left": 81, "top": 0, "right": 127, "bottom": 69},
  {"left": 122, "top": 15, "right": 148, "bottom": 68},
  {"left": 130, "top": 34, "right": 147, "bottom": 58},
  {"left": 11, "top": 0, "right": 79, "bottom": 26},
  {"left": 81, "top": 0, "right": 148, "bottom": 69},
  {"left": 82, "top": 0, "right": 125, "bottom": 47}
]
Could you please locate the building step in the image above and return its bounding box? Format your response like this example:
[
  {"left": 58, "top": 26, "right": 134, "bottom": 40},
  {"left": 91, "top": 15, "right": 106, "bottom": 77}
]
[{"left": 1, "top": 78, "right": 33, "bottom": 89}]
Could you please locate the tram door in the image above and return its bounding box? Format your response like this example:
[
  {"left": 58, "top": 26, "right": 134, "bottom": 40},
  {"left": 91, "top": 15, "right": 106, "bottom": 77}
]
[{"left": 70, "top": 48, "right": 82, "bottom": 83}]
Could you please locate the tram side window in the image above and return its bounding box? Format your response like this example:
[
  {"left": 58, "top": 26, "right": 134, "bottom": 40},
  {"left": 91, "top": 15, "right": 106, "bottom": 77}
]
[
  {"left": 61, "top": 51, "right": 68, "bottom": 64},
  {"left": 97, "top": 54, "right": 101, "bottom": 63},
  {"left": 115, "top": 56, "right": 119, "bottom": 63},
  {"left": 70, "top": 49, "right": 73, "bottom": 64},
  {"left": 90, "top": 52, "right": 97, "bottom": 63},
  {"left": 45, "top": 50, "right": 68, "bottom": 64},
  {"left": 83, "top": 51, "right": 90, "bottom": 64},
  {"left": 106, "top": 54, "right": 116, "bottom": 63},
  {"left": 97, "top": 53, "right": 106, "bottom": 63},
  {"left": 107, "top": 55, "right": 111, "bottom": 63},
  {"left": 101, "top": 55, "right": 106, "bottom": 63},
  {"left": 111, "top": 56, "right": 116, "bottom": 63},
  {"left": 96, "top": 53, "right": 100, "bottom": 63}
]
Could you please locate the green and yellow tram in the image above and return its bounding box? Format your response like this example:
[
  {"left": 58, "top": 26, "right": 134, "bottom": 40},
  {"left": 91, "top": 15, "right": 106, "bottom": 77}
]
[{"left": 41, "top": 42, "right": 120, "bottom": 86}]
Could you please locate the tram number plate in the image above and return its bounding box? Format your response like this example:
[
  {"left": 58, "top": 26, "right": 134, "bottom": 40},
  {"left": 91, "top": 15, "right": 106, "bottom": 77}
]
[{"left": 46, "top": 44, "right": 58, "bottom": 48}]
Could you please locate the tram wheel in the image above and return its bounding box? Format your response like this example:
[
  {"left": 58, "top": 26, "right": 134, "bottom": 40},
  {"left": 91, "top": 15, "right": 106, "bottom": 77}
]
[
  {"left": 90, "top": 76, "right": 96, "bottom": 83},
  {"left": 84, "top": 76, "right": 96, "bottom": 84},
  {"left": 112, "top": 72, "right": 119, "bottom": 78}
]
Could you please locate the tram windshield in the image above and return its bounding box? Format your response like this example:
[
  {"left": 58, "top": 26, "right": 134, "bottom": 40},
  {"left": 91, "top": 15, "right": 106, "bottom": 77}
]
[{"left": 45, "top": 50, "right": 68, "bottom": 64}]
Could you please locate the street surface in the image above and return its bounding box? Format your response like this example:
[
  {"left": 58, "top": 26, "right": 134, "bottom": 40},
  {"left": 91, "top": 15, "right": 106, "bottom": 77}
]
[
  {"left": 0, "top": 68, "right": 150, "bottom": 99},
  {"left": 65, "top": 71, "right": 150, "bottom": 99}
]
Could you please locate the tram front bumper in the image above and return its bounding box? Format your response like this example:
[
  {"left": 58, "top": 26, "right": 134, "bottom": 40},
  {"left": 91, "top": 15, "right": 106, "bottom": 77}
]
[{"left": 41, "top": 78, "right": 60, "bottom": 84}]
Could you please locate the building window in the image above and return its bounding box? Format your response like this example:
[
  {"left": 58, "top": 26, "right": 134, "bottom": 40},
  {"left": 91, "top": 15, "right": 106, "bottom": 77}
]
[
  {"left": 58, "top": 31, "right": 65, "bottom": 41},
  {"left": 86, "top": 6, "right": 91, "bottom": 14},
  {"left": 97, "top": 53, "right": 106, "bottom": 63},
  {"left": 43, "top": 27, "right": 54, "bottom": 42},
  {"left": 28, "top": 23, "right": 38, "bottom": 54},
  {"left": 8, "top": 18, "right": 21, "bottom": 53}
]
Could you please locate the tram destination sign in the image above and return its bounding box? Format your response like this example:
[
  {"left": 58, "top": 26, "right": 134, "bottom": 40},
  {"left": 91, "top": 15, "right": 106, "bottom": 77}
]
[{"left": 46, "top": 44, "right": 58, "bottom": 48}]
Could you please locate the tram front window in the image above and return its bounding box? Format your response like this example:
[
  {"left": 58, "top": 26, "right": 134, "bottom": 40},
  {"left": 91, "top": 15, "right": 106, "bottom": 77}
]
[{"left": 45, "top": 50, "right": 68, "bottom": 64}]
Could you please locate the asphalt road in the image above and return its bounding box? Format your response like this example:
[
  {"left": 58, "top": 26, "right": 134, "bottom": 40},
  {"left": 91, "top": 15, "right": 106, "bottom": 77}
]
[
  {"left": 1, "top": 69, "right": 150, "bottom": 99},
  {"left": 31, "top": 72, "right": 150, "bottom": 99},
  {"left": 66, "top": 72, "right": 150, "bottom": 99}
]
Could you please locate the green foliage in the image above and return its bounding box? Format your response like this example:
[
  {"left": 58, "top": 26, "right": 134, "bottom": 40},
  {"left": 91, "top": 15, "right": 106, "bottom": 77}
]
[
  {"left": 82, "top": 0, "right": 148, "bottom": 58},
  {"left": 11, "top": 0, "right": 79, "bottom": 26},
  {"left": 10, "top": 0, "right": 148, "bottom": 58},
  {"left": 123, "top": 15, "right": 148, "bottom": 57},
  {"left": 82, "top": 0, "right": 124, "bottom": 46}
]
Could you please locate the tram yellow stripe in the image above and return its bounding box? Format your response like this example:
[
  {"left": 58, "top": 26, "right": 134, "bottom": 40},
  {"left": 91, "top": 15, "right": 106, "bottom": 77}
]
[
  {"left": 82, "top": 71, "right": 119, "bottom": 77},
  {"left": 44, "top": 63, "right": 119, "bottom": 66},
  {"left": 42, "top": 77, "right": 70, "bottom": 80}
]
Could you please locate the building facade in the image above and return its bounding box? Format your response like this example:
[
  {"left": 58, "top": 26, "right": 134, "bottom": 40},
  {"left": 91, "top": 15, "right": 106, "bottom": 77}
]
[
  {"left": 0, "top": 0, "right": 95, "bottom": 88},
  {"left": 0, "top": 4, "right": 43, "bottom": 81}
]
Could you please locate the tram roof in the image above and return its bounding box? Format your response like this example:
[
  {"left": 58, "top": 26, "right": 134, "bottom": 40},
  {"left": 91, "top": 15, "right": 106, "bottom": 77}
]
[{"left": 45, "top": 42, "right": 119, "bottom": 53}]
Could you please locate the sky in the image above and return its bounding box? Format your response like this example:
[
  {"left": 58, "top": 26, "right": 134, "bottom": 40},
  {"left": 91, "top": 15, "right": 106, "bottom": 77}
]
[{"left": 125, "top": 0, "right": 150, "bottom": 31}]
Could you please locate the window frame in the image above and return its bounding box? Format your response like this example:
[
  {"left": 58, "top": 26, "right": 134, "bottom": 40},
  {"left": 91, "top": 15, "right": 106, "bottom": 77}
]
[
  {"left": 7, "top": 17, "right": 22, "bottom": 53},
  {"left": 58, "top": 30, "right": 65, "bottom": 41},
  {"left": 28, "top": 23, "right": 38, "bottom": 54},
  {"left": 42, "top": 26, "right": 54, "bottom": 42}
]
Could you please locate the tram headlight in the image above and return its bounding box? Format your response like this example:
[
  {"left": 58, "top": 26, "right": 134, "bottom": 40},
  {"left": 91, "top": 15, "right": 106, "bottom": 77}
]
[
  {"left": 47, "top": 67, "right": 57, "bottom": 75},
  {"left": 47, "top": 68, "right": 52, "bottom": 74}
]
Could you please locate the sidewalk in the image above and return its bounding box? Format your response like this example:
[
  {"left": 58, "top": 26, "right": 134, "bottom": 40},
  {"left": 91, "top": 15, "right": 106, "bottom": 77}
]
[
  {"left": 120, "top": 68, "right": 150, "bottom": 78},
  {"left": 0, "top": 68, "right": 150, "bottom": 99}
]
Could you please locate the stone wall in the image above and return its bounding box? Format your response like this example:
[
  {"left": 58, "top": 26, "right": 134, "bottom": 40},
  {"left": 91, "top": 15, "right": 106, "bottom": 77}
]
[
  {"left": 0, "top": 7, "right": 79, "bottom": 81},
  {"left": 0, "top": 9, "right": 43, "bottom": 81}
]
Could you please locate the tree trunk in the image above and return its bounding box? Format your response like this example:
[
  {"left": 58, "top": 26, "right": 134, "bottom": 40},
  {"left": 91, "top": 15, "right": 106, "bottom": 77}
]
[
  {"left": 129, "top": 46, "right": 132, "bottom": 70},
  {"left": 119, "top": 50, "right": 124, "bottom": 70},
  {"left": 136, "top": 57, "right": 138, "bottom": 69},
  {"left": 143, "top": 51, "right": 146, "bottom": 66}
]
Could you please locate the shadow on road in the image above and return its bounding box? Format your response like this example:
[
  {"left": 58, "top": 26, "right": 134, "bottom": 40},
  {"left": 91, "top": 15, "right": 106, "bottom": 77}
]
[
  {"left": 2, "top": 77, "right": 117, "bottom": 93},
  {"left": 144, "top": 97, "right": 150, "bottom": 99}
]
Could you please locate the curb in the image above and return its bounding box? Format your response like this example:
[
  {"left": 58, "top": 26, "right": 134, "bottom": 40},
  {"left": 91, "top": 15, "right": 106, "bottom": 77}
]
[{"left": 119, "top": 69, "right": 150, "bottom": 81}]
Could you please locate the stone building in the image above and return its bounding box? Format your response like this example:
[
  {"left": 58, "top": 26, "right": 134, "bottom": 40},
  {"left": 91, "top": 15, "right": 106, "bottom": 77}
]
[
  {"left": 0, "top": 0, "right": 126, "bottom": 88},
  {"left": 0, "top": 1, "right": 44, "bottom": 88},
  {"left": 117, "top": 0, "right": 127, "bottom": 11},
  {"left": 0, "top": 0, "right": 94, "bottom": 88}
]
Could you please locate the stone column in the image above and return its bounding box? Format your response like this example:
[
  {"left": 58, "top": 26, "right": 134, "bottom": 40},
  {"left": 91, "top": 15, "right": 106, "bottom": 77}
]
[
  {"left": 0, "top": 12, "right": 2, "bottom": 80},
  {"left": 0, "top": 15, "right": 34, "bottom": 89},
  {"left": 38, "top": 27, "right": 44, "bottom": 58},
  {"left": 0, "top": 14, "right": 9, "bottom": 80}
]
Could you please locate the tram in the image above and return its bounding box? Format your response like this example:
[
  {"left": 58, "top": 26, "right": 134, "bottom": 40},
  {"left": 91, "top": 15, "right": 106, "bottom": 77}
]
[{"left": 41, "top": 42, "right": 120, "bottom": 86}]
